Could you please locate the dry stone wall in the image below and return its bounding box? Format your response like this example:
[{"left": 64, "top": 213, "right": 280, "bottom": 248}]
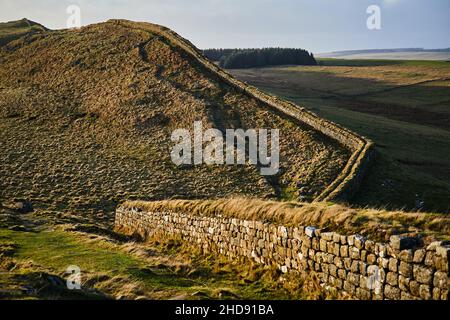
[
  {"left": 115, "top": 205, "right": 449, "bottom": 300},
  {"left": 112, "top": 20, "right": 375, "bottom": 203}
]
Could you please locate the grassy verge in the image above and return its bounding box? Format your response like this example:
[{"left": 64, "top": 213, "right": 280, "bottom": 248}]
[
  {"left": 0, "top": 226, "right": 334, "bottom": 300},
  {"left": 122, "top": 198, "right": 450, "bottom": 242}
]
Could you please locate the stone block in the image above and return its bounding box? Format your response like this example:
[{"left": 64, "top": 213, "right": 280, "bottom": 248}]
[
  {"left": 367, "top": 253, "right": 377, "bottom": 265},
  {"left": 433, "top": 271, "right": 447, "bottom": 289},
  {"left": 321, "top": 232, "right": 334, "bottom": 241},
  {"left": 399, "top": 261, "right": 413, "bottom": 278},
  {"left": 399, "top": 249, "right": 413, "bottom": 262},
  {"left": 388, "top": 258, "right": 398, "bottom": 272},
  {"left": 384, "top": 284, "right": 401, "bottom": 300},
  {"left": 386, "top": 272, "right": 398, "bottom": 286},
  {"left": 398, "top": 275, "right": 410, "bottom": 292},
  {"left": 389, "top": 235, "right": 418, "bottom": 251},
  {"left": 413, "top": 249, "right": 426, "bottom": 263},
  {"left": 413, "top": 265, "right": 433, "bottom": 284},
  {"left": 340, "top": 245, "right": 349, "bottom": 258},
  {"left": 305, "top": 226, "right": 316, "bottom": 238},
  {"left": 356, "top": 288, "right": 371, "bottom": 300},
  {"left": 347, "top": 272, "right": 360, "bottom": 286},
  {"left": 354, "top": 235, "right": 366, "bottom": 249},
  {"left": 419, "top": 284, "right": 431, "bottom": 300}
]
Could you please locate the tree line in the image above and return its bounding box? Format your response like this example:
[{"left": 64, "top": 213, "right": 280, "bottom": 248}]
[{"left": 203, "top": 48, "right": 317, "bottom": 68}]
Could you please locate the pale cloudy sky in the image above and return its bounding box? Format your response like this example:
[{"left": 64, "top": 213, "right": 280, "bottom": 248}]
[{"left": 1, "top": 0, "right": 448, "bottom": 53}]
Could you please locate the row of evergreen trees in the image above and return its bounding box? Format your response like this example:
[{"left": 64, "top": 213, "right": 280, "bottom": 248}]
[{"left": 203, "top": 48, "right": 317, "bottom": 68}]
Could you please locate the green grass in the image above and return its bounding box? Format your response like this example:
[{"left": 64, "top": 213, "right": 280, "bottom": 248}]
[
  {"left": 0, "top": 228, "right": 327, "bottom": 300},
  {"left": 230, "top": 62, "right": 450, "bottom": 212}
]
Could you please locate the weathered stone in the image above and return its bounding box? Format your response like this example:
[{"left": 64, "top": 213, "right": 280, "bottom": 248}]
[
  {"left": 390, "top": 235, "right": 418, "bottom": 251},
  {"left": 433, "top": 271, "right": 447, "bottom": 289},
  {"left": 365, "top": 240, "right": 375, "bottom": 252},
  {"left": 319, "top": 239, "right": 327, "bottom": 252},
  {"left": 350, "top": 247, "right": 360, "bottom": 260},
  {"left": 399, "top": 261, "right": 413, "bottom": 278},
  {"left": 426, "top": 241, "right": 442, "bottom": 251},
  {"left": 338, "top": 268, "right": 347, "bottom": 280},
  {"left": 348, "top": 272, "right": 360, "bottom": 286},
  {"left": 329, "top": 264, "right": 338, "bottom": 277},
  {"left": 359, "top": 262, "right": 368, "bottom": 276},
  {"left": 340, "top": 235, "right": 347, "bottom": 245},
  {"left": 356, "top": 288, "right": 371, "bottom": 300},
  {"left": 436, "top": 245, "right": 450, "bottom": 259},
  {"left": 312, "top": 238, "right": 319, "bottom": 251},
  {"left": 432, "top": 288, "right": 441, "bottom": 300},
  {"left": 413, "top": 265, "right": 433, "bottom": 284},
  {"left": 360, "top": 250, "right": 367, "bottom": 262},
  {"left": 419, "top": 284, "right": 432, "bottom": 300},
  {"left": 305, "top": 226, "right": 316, "bottom": 238},
  {"left": 333, "top": 233, "right": 341, "bottom": 243},
  {"left": 343, "top": 280, "right": 356, "bottom": 295},
  {"left": 334, "top": 256, "right": 344, "bottom": 269},
  {"left": 278, "top": 226, "right": 288, "bottom": 238},
  {"left": 386, "top": 272, "right": 398, "bottom": 286},
  {"left": 351, "top": 260, "right": 360, "bottom": 273},
  {"left": 367, "top": 253, "right": 377, "bottom": 265},
  {"left": 434, "top": 255, "right": 449, "bottom": 273},
  {"left": 399, "top": 249, "right": 413, "bottom": 262},
  {"left": 340, "top": 245, "right": 349, "bottom": 258},
  {"left": 424, "top": 251, "right": 435, "bottom": 267},
  {"left": 384, "top": 284, "right": 401, "bottom": 300},
  {"left": 401, "top": 291, "right": 417, "bottom": 300},
  {"left": 378, "top": 244, "right": 387, "bottom": 258},
  {"left": 327, "top": 242, "right": 334, "bottom": 254},
  {"left": 379, "top": 257, "right": 389, "bottom": 269},
  {"left": 321, "top": 232, "right": 334, "bottom": 241},
  {"left": 7, "top": 200, "right": 33, "bottom": 213},
  {"left": 413, "top": 249, "right": 426, "bottom": 263},
  {"left": 344, "top": 258, "right": 352, "bottom": 270},
  {"left": 398, "top": 275, "right": 410, "bottom": 292},
  {"left": 354, "top": 235, "right": 366, "bottom": 249},
  {"left": 388, "top": 258, "right": 398, "bottom": 272},
  {"left": 410, "top": 280, "right": 420, "bottom": 296}
]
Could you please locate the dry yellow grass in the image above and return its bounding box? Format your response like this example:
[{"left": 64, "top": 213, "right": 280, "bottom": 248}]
[{"left": 122, "top": 198, "right": 450, "bottom": 241}]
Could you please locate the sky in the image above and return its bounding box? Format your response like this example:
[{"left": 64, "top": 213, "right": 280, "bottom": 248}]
[{"left": 1, "top": 0, "right": 449, "bottom": 53}]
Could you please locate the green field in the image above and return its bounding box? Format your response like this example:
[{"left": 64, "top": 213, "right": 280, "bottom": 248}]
[
  {"left": 230, "top": 60, "right": 450, "bottom": 213},
  {"left": 0, "top": 225, "right": 328, "bottom": 300}
]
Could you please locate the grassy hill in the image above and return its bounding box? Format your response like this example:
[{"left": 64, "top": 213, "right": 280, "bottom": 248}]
[
  {"left": 0, "top": 20, "right": 350, "bottom": 227},
  {"left": 0, "top": 18, "right": 47, "bottom": 46},
  {"left": 0, "top": 19, "right": 447, "bottom": 300}
]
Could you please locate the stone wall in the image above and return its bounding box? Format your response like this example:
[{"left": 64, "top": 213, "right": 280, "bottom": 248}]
[
  {"left": 115, "top": 205, "right": 449, "bottom": 300},
  {"left": 112, "top": 20, "right": 375, "bottom": 203}
]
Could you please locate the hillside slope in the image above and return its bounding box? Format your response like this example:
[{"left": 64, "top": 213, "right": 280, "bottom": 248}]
[
  {"left": 0, "top": 20, "right": 352, "bottom": 223},
  {"left": 0, "top": 18, "right": 47, "bottom": 46}
]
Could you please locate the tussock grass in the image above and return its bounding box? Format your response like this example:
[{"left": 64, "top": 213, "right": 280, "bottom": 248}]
[
  {"left": 122, "top": 198, "right": 450, "bottom": 241},
  {"left": 0, "top": 227, "right": 338, "bottom": 299}
]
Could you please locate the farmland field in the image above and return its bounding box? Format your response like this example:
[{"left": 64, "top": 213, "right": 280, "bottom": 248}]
[{"left": 230, "top": 59, "right": 450, "bottom": 213}]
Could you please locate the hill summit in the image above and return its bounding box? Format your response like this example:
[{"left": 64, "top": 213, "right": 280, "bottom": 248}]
[{"left": 0, "top": 19, "right": 351, "bottom": 223}]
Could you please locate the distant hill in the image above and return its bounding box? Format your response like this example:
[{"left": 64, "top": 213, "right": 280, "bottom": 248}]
[
  {"left": 0, "top": 18, "right": 48, "bottom": 46},
  {"left": 0, "top": 19, "right": 350, "bottom": 218},
  {"left": 317, "top": 48, "right": 450, "bottom": 61}
]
